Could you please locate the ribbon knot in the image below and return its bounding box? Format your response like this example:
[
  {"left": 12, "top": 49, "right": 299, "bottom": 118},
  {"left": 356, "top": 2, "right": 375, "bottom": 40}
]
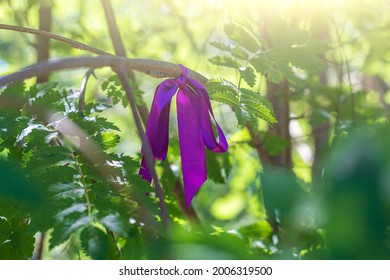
[
  {"left": 139, "top": 64, "right": 228, "bottom": 207},
  {"left": 174, "top": 65, "right": 188, "bottom": 88}
]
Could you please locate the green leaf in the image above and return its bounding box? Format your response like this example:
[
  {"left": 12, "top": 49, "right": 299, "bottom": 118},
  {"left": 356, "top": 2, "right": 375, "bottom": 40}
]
[
  {"left": 98, "top": 213, "right": 130, "bottom": 237},
  {"left": 94, "top": 132, "right": 120, "bottom": 150},
  {"left": 224, "top": 23, "right": 260, "bottom": 53},
  {"left": 0, "top": 159, "right": 43, "bottom": 204},
  {"left": 240, "top": 89, "right": 277, "bottom": 123},
  {"left": 250, "top": 53, "right": 283, "bottom": 84},
  {"left": 80, "top": 226, "right": 109, "bottom": 260},
  {"left": 239, "top": 66, "right": 256, "bottom": 87},
  {"left": 8, "top": 219, "right": 35, "bottom": 259},
  {"left": 209, "top": 42, "right": 249, "bottom": 60},
  {"left": 209, "top": 56, "right": 241, "bottom": 69},
  {"left": 0, "top": 218, "right": 11, "bottom": 244},
  {"left": 207, "top": 80, "right": 240, "bottom": 108},
  {"left": 1, "top": 82, "right": 25, "bottom": 98},
  {"left": 49, "top": 214, "right": 90, "bottom": 249},
  {"left": 26, "top": 146, "right": 72, "bottom": 171},
  {"left": 101, "top": 75, "right": 123, "bottom": 106}
]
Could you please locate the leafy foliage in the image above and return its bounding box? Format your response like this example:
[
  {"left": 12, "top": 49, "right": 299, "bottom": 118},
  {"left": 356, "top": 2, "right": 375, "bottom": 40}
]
[
  {"left": 0, "top": 81, "right": 160, "bottom": 259},
  {"left": 207, "top": 79, "right": 276, "bottom": 127}
]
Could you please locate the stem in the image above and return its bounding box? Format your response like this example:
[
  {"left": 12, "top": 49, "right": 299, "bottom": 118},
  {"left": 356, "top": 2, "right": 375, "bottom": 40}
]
[
  {"left": 116, "top": 69, "right": 170, "bottom": 231},
  {"left": 74, "top": 154, "right": 94, "bottom": 224}
]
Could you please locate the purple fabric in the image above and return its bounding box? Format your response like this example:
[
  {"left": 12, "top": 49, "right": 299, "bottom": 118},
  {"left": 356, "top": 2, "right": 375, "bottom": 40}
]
[{"left": 139, "top": 65, "right": 228, "bottom": 207}]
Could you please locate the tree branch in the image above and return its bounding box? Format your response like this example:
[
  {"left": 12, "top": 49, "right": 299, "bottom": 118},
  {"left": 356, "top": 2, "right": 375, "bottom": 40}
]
[
  {"left": 101, "top": 0, "right": 127, "bottom": 58},
  {"left": 0, "top": 24, "right": 111, "bottom": 56},
  {"left": 0, "top": 56, "right": 207, "bottom": 87}
]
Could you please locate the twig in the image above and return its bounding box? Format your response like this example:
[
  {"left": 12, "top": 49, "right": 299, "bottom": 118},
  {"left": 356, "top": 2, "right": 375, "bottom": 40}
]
[
  {"left": 78, "top": 68, "right": 95, "bottom": 111},
  {"left": 0, "top": 24, "right": 111, "bottom": 56},
  {"left": 0, "top": 56, "right": 207, "bottom": 86},
  {"left": 116, "top": 68, "right": 170, "bottom": 231}
]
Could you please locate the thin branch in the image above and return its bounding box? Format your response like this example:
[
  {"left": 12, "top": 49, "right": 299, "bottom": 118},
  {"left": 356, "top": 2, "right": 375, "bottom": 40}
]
[
  {"left": 100, "top": 0, "right": 148, "bottom": 124},
  {"left": 0, "top": 56, "right": 208, "bottom": 87},
  {"left": 116, "top": 68, "right": 170, "bottom": 231},
  {"left": 78, "top": 68, "right": 95, "bottom": 111},
  {"left": 101, "top": 0, "right": 127, "bottom": 58},
  {"left": 0, "top": 24, "right": 111, "bottom": 56}
]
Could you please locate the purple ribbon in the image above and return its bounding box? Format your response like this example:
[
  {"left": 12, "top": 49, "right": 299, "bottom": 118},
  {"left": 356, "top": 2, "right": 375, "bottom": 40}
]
[{"left": 139, "top": 65, "right": 228, "bottom": 207}]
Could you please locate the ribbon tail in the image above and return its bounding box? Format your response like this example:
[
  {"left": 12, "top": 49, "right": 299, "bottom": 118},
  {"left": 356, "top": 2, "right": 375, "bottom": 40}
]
[
  {"left": 177, "top": 87, "right": 206, "bottom": 207},
  {"left": 188, "top": 79, "right": 228, "bottom": 153},
  {"left": 139, "top": 81, "right": 177, "bottom": 182}
]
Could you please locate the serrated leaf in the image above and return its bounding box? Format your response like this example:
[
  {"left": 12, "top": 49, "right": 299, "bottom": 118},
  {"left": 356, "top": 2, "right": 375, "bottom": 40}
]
[
  {"left": 80, "top": 226, "right": 109, "bottom": 260},
  {"left": 34, "top": 165, "right": 77, "bottom": 185},
  {"left": 56, "top": 203, "right": 87, "bottom": 220},
  {"left": 207, "top": 81, "right": 240, "bottom": 108},
  {"left": 1, "top": 82, "right": 25, "bottom": 98},
  {"left": 240, "top": 89, "right": 277, "bottom": 123},
  {"left": 250, "top": 53, "right": 283, "bottom": 84},
  {"left": 67, "top": 113, "right": 120, "bottom": 135},
  {"left": 26, "top": 146, "right": 71, "bottom": 171},
  {"left": 8, "top": 219, "right": 35, "bottom": 259},
  {"left": 50, "top": 183, "right": 84, "bottom": 200},
  {"left": 49, "top": 215, "right": 90, "bottom": 249},
  {"left": 209, "top": 56, "right": 241, "bottom": 69},
  {"left": 95, "top": 132, "right": 120, "bottom": 150},
  {"left": 209, "top": 42, "right": 249, "bottom": 60},
  {"left": 83, "top": 102, "right": 111, "bottom": 114},
  {"left": 240, "top": 66, "right": 256, "bottom": 87},
  {"left": 0, "top": 116, "right": 30, "bottom": 149},
  {"left": 224, "top": 23, "right": 260, "bottom": 53},
  {"left": 98, "top": 213, "right": 130, "bottom": 237}
]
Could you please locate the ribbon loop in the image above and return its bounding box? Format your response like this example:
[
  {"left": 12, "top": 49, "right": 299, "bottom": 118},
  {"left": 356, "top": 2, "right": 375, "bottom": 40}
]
[{"left": 139, "top": 65, "right": 228, "bottom": 206}]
